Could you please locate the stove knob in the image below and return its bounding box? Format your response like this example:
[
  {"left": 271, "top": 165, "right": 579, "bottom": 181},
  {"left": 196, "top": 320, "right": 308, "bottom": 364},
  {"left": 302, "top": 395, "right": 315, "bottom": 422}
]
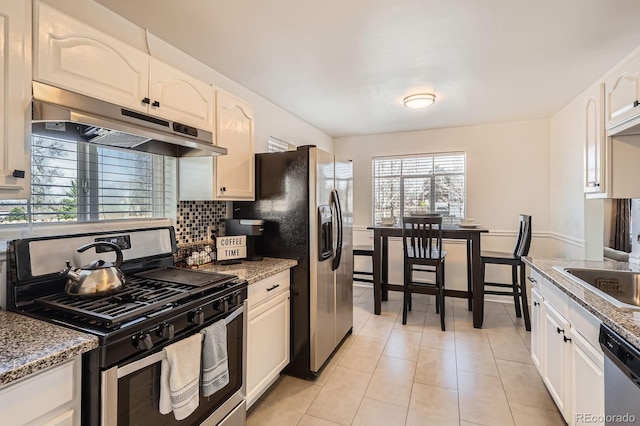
[
  {"left": 221, "top": 299, "right": 230, "bottom": 312},
  {"left": 233, "top": 292, "right": 244, "bottom": 306},
  {"left": 189, "top": 308, "right": 204, "bottom": 325},
  {"left": 134, "top": 333, "right": 154, "bottom": 350},
  {"left": 159, "top": 323, "right": 175, "bottom": 340}
]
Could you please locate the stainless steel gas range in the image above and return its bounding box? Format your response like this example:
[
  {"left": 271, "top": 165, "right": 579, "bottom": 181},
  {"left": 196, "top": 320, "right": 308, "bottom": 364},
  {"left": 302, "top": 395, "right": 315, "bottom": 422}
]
[{"left": 6, "top": 226, "right": 247, "bottom": 426}]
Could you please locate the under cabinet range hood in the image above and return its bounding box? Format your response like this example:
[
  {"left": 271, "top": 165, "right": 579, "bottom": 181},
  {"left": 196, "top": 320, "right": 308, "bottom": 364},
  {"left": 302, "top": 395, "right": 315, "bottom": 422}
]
[{"left": 31, "top": 82, "right": 227, "bottom": 157}]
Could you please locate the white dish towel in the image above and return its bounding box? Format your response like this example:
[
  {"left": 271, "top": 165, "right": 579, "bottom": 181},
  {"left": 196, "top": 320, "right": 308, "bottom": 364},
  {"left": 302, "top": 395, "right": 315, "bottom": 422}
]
[
  {"left": 159, "top": 333, "right": 202, "bottom": 420},
  {"left": 201, "top": 319, "right": 229, "bottom": 397}
]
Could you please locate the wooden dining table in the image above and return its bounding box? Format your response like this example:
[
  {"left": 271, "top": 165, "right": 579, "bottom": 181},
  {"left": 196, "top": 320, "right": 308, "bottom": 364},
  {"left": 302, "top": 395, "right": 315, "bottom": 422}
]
[{"left": 367, "top": 223, "right": 489, "bottom": 328}]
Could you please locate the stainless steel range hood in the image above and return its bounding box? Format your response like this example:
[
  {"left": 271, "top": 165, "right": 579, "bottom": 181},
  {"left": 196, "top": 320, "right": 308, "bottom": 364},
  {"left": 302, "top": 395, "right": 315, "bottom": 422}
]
[{"left": 31, "top": 82, "right": 227, "bottom": 157}]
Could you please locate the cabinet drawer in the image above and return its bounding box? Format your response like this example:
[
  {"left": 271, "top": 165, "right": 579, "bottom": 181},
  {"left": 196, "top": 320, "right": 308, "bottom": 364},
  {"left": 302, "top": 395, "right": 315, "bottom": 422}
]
[
  {"left": 527, "top": 269, "right": 542, "bottom": 291},
  {"left": 540, "top": 276, "right": 569, "bottom": 317},
  {"left": 0, "top": 359, "right": 76, "bottom": 425},
  {"left": 248, "top": 270, "right": 290, "bottom": 308},
  {"left": 569, "top": 298, "right": 602, "bottom": 349}
]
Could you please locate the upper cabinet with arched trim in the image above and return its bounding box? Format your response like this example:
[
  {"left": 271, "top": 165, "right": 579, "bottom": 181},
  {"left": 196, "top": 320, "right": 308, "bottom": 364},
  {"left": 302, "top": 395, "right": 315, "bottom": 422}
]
[
  {"left": 34, "top": 2, "right": 214, "bottom": 131},
  {"left": 605, "top": 54, "right": 640, "bottom": 134}
]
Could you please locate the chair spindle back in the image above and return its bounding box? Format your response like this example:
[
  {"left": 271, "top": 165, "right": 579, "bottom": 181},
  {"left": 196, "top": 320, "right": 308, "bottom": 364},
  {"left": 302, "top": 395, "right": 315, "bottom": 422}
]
[
  {"left": 513, "top": 214, "right": 532, "bottom": 257},
  {"left": 402, "top": 215, "right": 443, "bottom": 260}
]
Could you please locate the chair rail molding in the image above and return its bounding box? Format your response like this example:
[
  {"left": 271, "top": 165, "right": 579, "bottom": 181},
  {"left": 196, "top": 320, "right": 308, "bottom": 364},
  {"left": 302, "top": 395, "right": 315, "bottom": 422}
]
[{"left": 548, "top": 231, "right": 584, "bottom": 248}]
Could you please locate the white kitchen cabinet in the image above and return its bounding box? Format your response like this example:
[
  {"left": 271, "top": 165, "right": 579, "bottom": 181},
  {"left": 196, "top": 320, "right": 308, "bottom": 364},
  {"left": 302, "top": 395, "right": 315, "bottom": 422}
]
[
  {"left": 34, "top": 3, "right": 214, "bottom": 131},
  {"left": 0, "top": 357, "right": 81, "bottom": 425},
  {"left": 605, "top": 52, "right": 640, "bottom": 134},
  {"left": 530, "top": 286, "right": 544, "bottom": 373},
  {"left": 213, "top": 91, "right": 255, "bottom": 200},
  {"left": 147, "top": 57, "right": 215, "bottom": 130},
  {"left": 584, "top": 83, "right": 608, "bottom": 195},
  {"left": 34, "top": 2, "right": 149, "bottom": 114},
  {"left": 179, "top": 90, "right": 255, "bottom": 201},
  {"left": 529, "top": 271, "right": 606, "bottom": 426},
  {"left": 247, "top": 270, "right": 290, "bottom": 408},
  {"left": 570, "top": 328, "right": 604, "bottom": 426},
  {"left": 542, "top": 302, "right": 571, "bottom": 419},
  {"left": 0, "top": 0, "right": 31, "bottom": 199}
]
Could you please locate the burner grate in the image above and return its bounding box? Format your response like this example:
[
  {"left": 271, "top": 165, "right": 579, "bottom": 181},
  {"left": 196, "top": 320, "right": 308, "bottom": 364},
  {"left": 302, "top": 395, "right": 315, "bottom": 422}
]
[{"left": 34, "top": 276, "right": 196, "bottom": 326}]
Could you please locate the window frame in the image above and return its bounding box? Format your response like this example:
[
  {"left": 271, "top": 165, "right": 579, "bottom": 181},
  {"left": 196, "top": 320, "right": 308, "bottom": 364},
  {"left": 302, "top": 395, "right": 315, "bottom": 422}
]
[
  {"left": 0, "top": 134, "right": 176, "bottom": 234},
  {"left": 371, "top": 152, "right": 466, "bottom": 224}
]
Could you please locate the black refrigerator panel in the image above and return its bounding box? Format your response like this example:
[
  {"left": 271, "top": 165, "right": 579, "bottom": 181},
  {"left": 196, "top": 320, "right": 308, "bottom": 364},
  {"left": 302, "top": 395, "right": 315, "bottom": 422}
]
[
  {"left": 233, "top": 149, "right": 313, "bottom": 378},
  {"left": 234, "top": 150, "right": 310, "bottom": 258}
]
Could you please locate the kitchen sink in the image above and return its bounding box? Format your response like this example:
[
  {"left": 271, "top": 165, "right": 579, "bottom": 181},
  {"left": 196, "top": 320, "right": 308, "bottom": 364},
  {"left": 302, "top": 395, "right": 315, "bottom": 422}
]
[{"left": 554, "top": 267, "right": 640, "bottom": 311}]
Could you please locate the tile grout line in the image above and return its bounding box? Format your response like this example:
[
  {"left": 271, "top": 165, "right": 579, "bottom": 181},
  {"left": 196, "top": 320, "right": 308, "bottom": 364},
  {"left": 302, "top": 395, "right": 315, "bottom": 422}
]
[
  {"left": 402, "top": 299, "right": 427, "bottom": 426},
  {"left": 452, "top": 300, "right": 464, "bottom": 426}
]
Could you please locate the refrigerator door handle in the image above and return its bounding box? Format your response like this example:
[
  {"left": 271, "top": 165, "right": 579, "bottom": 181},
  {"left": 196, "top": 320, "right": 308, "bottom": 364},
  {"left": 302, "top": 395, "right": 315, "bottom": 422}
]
[{"left": 331, "top": 189, "right": 343, "bottom": 271}]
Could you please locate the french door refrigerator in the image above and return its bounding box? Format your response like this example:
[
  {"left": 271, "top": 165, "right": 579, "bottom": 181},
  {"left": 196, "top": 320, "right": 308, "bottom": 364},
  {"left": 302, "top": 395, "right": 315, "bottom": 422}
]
[{"left": 233, "top": 145, "right": 353, "bottom": 379}]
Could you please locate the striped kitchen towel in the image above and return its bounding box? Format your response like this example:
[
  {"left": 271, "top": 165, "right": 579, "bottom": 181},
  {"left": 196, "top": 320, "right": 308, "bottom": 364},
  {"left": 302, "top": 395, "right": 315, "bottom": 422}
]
[
  {"left": 201, "top": 319, "right": 229, "bottom": 397},
  {"left": 159, "top": 333, "right": 202, "bottom": 420}
]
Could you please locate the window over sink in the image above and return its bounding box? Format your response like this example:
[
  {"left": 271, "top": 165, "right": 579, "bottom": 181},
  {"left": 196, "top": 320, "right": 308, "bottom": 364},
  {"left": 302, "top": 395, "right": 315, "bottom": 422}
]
[
  {"left": 372, "top": 152, "right": 466, "bottom": 224},
  {"left": 0, "top": 135, "right": 176, "bottom": 227}
]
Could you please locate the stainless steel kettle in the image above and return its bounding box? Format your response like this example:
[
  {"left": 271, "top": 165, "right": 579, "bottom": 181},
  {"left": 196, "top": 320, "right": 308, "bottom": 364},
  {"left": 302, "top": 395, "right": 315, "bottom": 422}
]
[{"left": 61, "top": 241, "right": 126, "bottom": 297}]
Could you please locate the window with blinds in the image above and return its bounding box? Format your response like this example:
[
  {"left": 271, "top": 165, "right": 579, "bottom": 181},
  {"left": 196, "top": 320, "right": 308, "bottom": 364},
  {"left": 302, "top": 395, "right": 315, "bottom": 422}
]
[
  {"left": 372, "top": 152, "right": 465, "bottom": 224},
  {"left": 267, "top": 137, "right": 295, "bottom": 152},
  {"left": 0, "top": 135, "right": 176, "bottom": 225}
]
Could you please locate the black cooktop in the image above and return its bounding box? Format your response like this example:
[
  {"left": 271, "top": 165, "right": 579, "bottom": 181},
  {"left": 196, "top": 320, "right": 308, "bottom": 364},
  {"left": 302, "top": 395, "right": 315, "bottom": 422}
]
[{"left": 33, "top": 268, "right": 238, "bottom": 327}]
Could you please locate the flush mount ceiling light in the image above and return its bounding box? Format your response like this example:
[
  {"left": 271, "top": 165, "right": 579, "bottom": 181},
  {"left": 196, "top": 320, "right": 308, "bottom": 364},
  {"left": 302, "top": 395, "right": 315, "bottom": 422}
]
[{"left": 403, "top": 93, "right": 436, "bottom": 109}]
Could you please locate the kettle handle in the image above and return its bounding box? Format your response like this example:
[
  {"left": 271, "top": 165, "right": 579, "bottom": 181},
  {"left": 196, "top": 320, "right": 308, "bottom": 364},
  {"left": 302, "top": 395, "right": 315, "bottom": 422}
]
[{"left": 77, "top": 242, "right": 123, "bottom": 268}]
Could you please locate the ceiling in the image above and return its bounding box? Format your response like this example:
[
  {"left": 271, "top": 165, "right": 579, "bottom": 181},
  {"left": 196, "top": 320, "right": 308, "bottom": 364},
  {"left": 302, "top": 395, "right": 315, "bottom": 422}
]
[{"left": 96, "top": 0, "right": 640, "bottom": 138}]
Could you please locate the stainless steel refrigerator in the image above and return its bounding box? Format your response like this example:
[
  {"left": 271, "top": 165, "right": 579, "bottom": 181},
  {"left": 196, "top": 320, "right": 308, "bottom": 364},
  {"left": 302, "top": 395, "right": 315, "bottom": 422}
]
[{"left": 233, "top": 145, "right": 353, "bottom": 379}]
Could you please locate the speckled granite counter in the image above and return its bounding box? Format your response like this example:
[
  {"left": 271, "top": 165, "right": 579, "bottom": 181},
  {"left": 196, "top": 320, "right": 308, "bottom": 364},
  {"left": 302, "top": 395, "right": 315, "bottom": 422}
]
[
  {"left": 189, "top": 257, "right": 297, "bottom": 284},
  {"left": 0, "top": 311, "right": 98, "bottom": 386},
  {"left": 523, "top": 257, "right": 640, "bottom": 350}
]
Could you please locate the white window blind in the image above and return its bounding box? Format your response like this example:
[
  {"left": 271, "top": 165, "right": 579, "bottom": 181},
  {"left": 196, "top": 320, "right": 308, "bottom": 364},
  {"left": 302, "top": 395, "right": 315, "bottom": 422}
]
[
  {"left": 0, "top": 135, "right": 176, "bottom": 225},
  {"left": 372, "top": 152, "right": 465, "bottom": 224},
  {"left": 268, "top": 137, "right": 295, "bottom": 152}
]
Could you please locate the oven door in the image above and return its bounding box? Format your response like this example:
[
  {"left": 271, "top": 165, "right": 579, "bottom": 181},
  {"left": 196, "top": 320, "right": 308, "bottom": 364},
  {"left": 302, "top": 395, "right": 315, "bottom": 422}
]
[{"left": 101, "top": 302, "right": 246, "bottom": 426}]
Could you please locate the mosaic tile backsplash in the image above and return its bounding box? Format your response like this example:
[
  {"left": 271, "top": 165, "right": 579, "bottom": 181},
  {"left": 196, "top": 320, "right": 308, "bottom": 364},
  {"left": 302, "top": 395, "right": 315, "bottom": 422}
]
[{"left": 175, "top": 201, "right": 227, "bottom": 245}]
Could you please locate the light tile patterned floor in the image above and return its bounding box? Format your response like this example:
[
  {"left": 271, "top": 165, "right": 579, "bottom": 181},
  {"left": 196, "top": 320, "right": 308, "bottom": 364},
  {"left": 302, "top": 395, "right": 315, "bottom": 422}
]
[{"left": 247, "top": 286, "right": 566, "bottom": 426}]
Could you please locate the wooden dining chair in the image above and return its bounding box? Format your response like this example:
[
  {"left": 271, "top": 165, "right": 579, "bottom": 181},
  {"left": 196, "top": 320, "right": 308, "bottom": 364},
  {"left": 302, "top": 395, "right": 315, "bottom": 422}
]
[
  {"left": 402, "top": 215, "right": 447, "bottom": 331},
  {"left": 481, "top": 214, "right": 532, "bottom": 331}
]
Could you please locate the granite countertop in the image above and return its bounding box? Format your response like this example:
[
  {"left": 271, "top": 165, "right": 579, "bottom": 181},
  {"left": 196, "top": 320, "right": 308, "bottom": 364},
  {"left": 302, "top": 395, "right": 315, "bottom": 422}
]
[
  {"left": 188, "top": 257, "right": 297, "bottom": 284},
  {"left": 0, "top": 311, "right": 98, "bottom": 386},
  {"left": 523, "top": 257, "right": 640, "bottom": 350}
]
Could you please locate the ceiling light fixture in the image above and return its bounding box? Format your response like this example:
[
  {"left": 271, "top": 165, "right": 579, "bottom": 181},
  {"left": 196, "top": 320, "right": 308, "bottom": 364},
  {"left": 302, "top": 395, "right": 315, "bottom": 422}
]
[{"left": 403, "top": 93, "right": 436, "bottom": 109}]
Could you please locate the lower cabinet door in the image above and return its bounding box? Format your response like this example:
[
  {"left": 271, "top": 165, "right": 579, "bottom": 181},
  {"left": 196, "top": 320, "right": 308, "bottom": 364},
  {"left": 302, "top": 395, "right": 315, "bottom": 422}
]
[
  {"left": 247, "top": 290, "right": 290, "bottom": 407},
  {"left": 543, "top": 302, "right": 571, "bottom": 419},
  {"left": 570, "top": 329, "right": 604, "bottom": 426},
  {"left": 531, "top": 287, "right": 544, "bottom": 373}
]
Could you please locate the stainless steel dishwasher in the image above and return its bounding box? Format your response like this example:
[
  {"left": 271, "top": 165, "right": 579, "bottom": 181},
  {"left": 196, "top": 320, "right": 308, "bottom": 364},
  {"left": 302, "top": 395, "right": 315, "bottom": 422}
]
[{"left": 599, "top": 324, "right": 640, "bottom": 425}]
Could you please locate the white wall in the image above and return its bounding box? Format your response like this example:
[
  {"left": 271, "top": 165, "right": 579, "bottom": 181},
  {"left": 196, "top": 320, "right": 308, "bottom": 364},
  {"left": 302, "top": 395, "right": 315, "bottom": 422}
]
[
  {"left": 548, "top": 90, "right": 590, "bottom": 259},
  {"left": 334, "top": 119, "right": 552, "bottom": 292},
  {"left": 42, "top": 0, "right": 333, "bottom": 154}
]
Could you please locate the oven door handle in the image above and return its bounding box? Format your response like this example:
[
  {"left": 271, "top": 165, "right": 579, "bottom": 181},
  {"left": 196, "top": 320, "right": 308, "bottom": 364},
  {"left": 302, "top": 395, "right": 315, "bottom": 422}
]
[
  {"left": 116, "top": 304, "right": 245, "bottom": 379},
  {"left": 223, "top": 304, "right": 244, "bottom": 325}
]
